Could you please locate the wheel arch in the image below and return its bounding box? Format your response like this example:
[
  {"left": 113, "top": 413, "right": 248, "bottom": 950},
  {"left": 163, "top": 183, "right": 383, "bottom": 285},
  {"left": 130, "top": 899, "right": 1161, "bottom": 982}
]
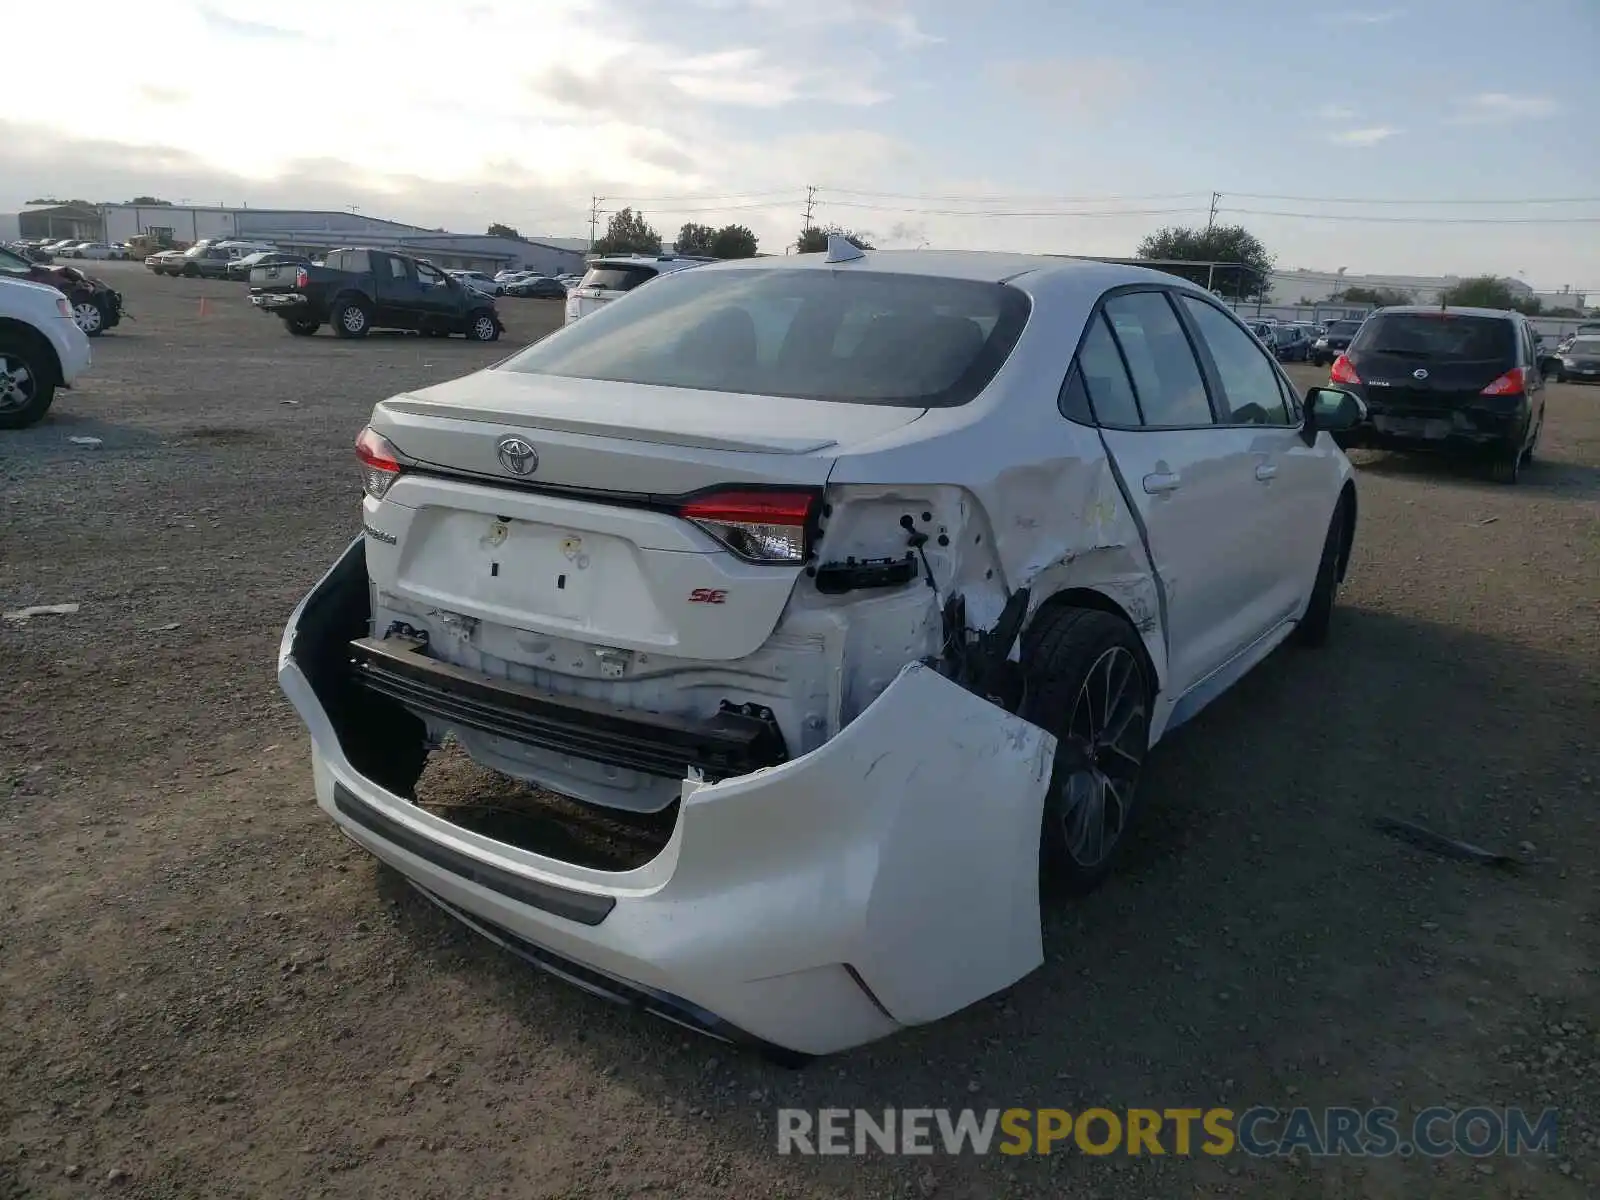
[
  {"left": 331, "top": 289, "right": 372, "bottom": 312},
  {"left": 0, "top": 318, "right": 63, "bottom": 386},
  {"left": 1024, "top": 584, "right": 1164, "bottom": 701},
  {"left": 1336, "top": 479, "right": 1357, "bottom": 583}
]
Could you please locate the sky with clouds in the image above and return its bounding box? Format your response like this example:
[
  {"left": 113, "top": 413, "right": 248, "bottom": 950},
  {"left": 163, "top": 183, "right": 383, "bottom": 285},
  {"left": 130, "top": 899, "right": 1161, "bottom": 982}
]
[{"left": 5, "top": 0, "right": 1597, "bottom": 288}]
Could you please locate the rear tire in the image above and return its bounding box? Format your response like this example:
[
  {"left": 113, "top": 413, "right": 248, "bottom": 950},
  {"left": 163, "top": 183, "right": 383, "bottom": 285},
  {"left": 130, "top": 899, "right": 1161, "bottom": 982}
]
[
  {"left": 0, "top": 334, "right": 58, "bottom": 430},
  {"left": 1294, "top": 494, "right": 1351, "bottom": 648},
  {"left": 283, "top": 318, "right": 320, "bottom": 337},
  {"left": 1022, "top": 607, "right": 1153, "bottom": 897},
  {"left": 332, "top": 299, "right": 371, "bottom": 339},
  {"left": 1490, "top": 443, "right": 1522, "bottom": 484}
]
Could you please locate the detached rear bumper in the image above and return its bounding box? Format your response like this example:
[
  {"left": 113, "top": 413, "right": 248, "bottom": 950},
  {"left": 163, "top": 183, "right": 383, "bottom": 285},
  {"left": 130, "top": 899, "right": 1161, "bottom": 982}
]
[{"left": 278, "top": 539, "right": 1056, "bottom": 1056}]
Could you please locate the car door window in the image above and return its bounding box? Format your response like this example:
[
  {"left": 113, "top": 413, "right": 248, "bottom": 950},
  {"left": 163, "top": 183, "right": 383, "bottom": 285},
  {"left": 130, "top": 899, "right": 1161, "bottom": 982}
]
[
  {"left": 416, "top": 262, "right": 446, "bottom": 287},
  {"left": 387, "top": 256, "right": 414, "bottom": 284},
  {"left": 1102, "top": 292, "right": 1215, "bottom": 426},
  {"left": 1062, "top": 312, "right": 1143, "bottom": 426},
  {"left": 1179, "top": 296, "right": 1294, "bottom": 425},
  {"left": 344, "top": 250, "right": 371, "bottom": 273}
]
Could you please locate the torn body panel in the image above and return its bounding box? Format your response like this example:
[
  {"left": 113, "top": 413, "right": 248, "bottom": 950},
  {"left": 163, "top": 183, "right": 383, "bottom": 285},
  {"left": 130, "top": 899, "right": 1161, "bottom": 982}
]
[{"left": 279, "top": 554, "right": 1057, "bottom": 1055}]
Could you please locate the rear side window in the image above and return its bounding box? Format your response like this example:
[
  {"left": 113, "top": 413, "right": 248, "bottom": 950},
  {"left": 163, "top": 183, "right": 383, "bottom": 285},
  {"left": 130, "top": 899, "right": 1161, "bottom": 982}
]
[
  {"left": 581, "top": 265, "right": 658, "bottom": 292},
  {"left": 502, "top": 268, "right": 1031, "bottom": 408},
  {"left": 1352, "top": 313, "right": 1515, "bottom": 361},
  {"left": 342, "top": 251, "right": 371, "bottom": 274},
  {"left": 1065, "top": 313, "right": 1143, "bottom": 426},
  {"left": 1102, "top": 292, "right": 1214, "bottom": 426}
]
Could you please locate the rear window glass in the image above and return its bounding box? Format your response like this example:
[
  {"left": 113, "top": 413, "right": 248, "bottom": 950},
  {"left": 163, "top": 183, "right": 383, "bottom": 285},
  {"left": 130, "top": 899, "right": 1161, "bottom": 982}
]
[
  {"left": 1326, "top": 320, "right": 1363, "bottom": 336},
  {"left": 1352, "top": 313, "right": 1515, "bottom": 360},
  {"left": 1568, "top": 336, "right": 1600, "bottom": 351},
  {"left": 502, "top": 268, "right": 1031, "bottom": 408},
  {"left": 581, "top": 265, "right": 658, "bottom": 292}
]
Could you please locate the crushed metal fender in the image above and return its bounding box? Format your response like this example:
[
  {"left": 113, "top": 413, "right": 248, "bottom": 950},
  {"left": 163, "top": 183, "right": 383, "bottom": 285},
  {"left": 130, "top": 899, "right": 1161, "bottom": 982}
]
[{"left": 675, "top": 661, "right": 1058, "bottom": 1028}]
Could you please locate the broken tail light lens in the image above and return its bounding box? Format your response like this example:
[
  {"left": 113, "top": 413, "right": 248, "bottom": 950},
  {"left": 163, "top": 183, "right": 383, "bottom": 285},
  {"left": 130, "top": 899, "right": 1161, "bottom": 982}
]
[
  {"left": 1329, "top": 354, "right": 1361, "bottom": 385},
  {"left": 1479, "top": 367, "right": 1525, "bottom": 396},
  {"left": 678, "top": 489, "right": 819, "bottom": 564},
  {"left": 355, "top": 427, "right": 403, "bottom": 499}
]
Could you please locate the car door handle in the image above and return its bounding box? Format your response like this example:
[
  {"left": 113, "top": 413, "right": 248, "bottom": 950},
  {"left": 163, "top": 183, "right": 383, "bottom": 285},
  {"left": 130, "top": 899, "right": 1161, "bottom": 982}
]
[
  {"left": 1142, "top": 471, "right": 1182, "bottom": 494},
  {"left": 1255, "top": 464, "right": 1278, "bottom": 482}
]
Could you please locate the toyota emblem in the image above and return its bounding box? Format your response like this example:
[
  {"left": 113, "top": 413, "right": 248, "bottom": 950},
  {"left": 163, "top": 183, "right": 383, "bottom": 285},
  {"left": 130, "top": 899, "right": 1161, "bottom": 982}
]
[
  {"left": 1412, "top": 368, "right": 1429, "bottom": 380},
  {"left": 496, "top": 436, "right": 539, "bottom": 476}
]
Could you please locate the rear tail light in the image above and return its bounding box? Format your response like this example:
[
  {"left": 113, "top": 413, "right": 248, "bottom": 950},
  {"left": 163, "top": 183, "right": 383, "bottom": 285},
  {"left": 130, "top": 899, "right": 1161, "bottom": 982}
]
[
  {"left": 1479, "top": 367, "right": 1524, "bottom": 396},
  {"left": 678, "top": 489, "right": 819, "bottom": 564},
  {"left": 294, "top": 266, "right": 309, "bottom": 289},
  {"left": 355, "top": 427, "right": 403, "bottom": 499},
  {"left": 1329, "top": 354, "right": 1361, "bottom": 385}
]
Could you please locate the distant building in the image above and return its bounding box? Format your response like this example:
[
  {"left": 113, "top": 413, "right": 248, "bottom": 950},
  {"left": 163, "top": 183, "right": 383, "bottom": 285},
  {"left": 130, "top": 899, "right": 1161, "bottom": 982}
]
[
  {"left": 1267, "top": 268, "right": 1535, "bottom": 306},
  {"left": 12, "top": 202, "right": 586, "bottom": 275},
  {"left": 1531, "top": 286, "right": 1588, "bottom": 312}
]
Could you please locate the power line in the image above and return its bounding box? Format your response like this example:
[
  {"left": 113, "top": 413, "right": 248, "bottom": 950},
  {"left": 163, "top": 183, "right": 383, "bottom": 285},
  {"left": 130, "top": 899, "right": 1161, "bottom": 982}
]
[
  {"left": 820, "top": 186, "right": 1209, "bottom": 203},
  {"left": 822, "top": 201, "right": 1206, "bottom": 218},
  {"left": 618, "top": 189, "right": 798, "bottom": 203},
  {"left": 1221, "top": 208, "right": 1600, "bottom": 225},
  {"left": 1228, "top": 192, "right": 1600, "bottom": 206}
]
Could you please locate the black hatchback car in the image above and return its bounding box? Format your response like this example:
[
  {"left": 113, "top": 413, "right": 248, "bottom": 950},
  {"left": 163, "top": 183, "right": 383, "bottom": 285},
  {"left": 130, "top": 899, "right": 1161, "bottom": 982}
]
[
  {"left": 1310, "top": 318, "right": 1364, "bottom": 366},
  {"left": 1329, "top": 306, "right": 1552, "bottom": 483}
]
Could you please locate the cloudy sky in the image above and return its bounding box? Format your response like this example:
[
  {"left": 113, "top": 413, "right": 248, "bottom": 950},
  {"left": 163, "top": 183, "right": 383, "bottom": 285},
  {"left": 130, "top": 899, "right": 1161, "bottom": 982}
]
[{"left": 6, "top": 0, "right": 1597, "bottom": 288}]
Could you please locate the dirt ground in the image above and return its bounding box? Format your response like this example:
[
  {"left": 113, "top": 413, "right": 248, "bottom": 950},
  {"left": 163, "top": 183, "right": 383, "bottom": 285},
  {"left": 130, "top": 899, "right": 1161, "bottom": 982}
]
[{"left": 3, "top": 263, "right": 1597, "bottom": 1199}]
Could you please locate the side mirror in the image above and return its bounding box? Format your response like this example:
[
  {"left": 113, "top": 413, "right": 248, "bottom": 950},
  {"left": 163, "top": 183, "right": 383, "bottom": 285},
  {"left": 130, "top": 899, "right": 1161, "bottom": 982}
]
[
  {"left": 1538, "top": 356, "right": 1561, "bottom": 380},
  {"left": 1301, "top": 385, "right": 1366, "bottom": 445}
]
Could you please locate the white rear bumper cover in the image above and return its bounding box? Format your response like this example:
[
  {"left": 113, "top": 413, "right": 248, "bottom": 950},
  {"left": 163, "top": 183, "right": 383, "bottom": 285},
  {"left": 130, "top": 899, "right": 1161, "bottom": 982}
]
[{"left": 279, "top": 539, "right": 1056, "bottom": 1055}]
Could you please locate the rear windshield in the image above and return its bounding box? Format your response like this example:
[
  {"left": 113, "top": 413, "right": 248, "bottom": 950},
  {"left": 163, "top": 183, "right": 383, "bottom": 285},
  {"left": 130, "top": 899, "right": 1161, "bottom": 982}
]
[
  {"left": 1352, "top": 313, "right": 1515, "bottom": 361},
  {"left": 501, "top": 267, "right": 1032, "bottom": 408},
  {"left": 1569, "top": 336, "right": 1600, "bottom": 352},
  {"left": 1326, "top": 320, "right": 1363, "bottom": 336},
  {"left": 580, "top": 265, "right": 659, "bottom": 292}
]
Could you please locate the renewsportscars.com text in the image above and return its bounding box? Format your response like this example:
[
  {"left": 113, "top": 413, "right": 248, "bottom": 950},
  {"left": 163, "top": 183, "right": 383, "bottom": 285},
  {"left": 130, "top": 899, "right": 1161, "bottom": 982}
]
[{"left": 776, "top": 1107, "right": 1559, "bottom": 1158}]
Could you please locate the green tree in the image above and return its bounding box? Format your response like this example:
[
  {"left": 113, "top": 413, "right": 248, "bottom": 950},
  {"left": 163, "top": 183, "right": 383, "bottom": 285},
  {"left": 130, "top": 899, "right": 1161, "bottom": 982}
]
[
  {"left": 1441, "top": 276, "right": 1515, "bottom": 308},
  {"left": 128, "top": 196, "right": 173, "bottom": 206},
  {"left": 796, "top": 224, "right": 874, "bottom": 253},
  {"left": 592, "top": 207, "right": 661, "bottom": 256},
  {"left": 1335, "top": 285, "right": 1414, "bottom": 307},
  {"left": 1135, "top": 224, "right": 1275, "bottom": 301},
  {"left": 487, "top": 222, "right": 520, "bottom": 238},
  {"left": 709, "top": 224, "right": 759, "bottom": 259},
  {"left": 675, "top": 222, "right": 716, "bottom": 256}
]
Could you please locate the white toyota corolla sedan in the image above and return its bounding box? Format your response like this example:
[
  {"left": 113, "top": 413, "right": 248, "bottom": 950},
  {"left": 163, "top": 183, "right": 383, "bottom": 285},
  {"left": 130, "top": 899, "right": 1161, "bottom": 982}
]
[{"left": 279, "top": 238, "right": 1366, "bottom": 1061}]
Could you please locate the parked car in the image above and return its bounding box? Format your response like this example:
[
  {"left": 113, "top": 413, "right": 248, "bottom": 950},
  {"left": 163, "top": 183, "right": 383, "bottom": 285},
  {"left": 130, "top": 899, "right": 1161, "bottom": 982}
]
[
  {"left": 0, "top": 244, "right": 125, "bottom": 337},
  {"left": 1328, "top": 305, "right": 1550, "bottom": 483},
  {"left": 448, "top": 270, "right": 504, "bottom": 296},
  {"left": 249, "top": 246, "right": 503, "bottom": 340},
  {"left": 0, "top": 275, "right": 93, "bottom": 428},
  {"left": 564, "top": 253, "right": 716, "bottom": 324},
  {"left": 172, "top": 244, "right": 240, "bottom": 278},
  {"left": 1270, "top": 324, "right": 1312, "bottom": 363},
  {"left": 226, "top": 250, "right": 312, "bottom": 281},
  {"left": 146, "top": 250, "right": 186, "bottom": 275},
  {"left": 1311, "top": 318, "right": 1365, "bottom": 366},
  {"left": 504, "top": 274, "right": 567, "bottom": 299},
  {"left": 279, "top": 240, "right": 1366, "bottom": 1060},
  {"left": 1549, "top": 333, "right": 1600, "bottom": 383},
  {"left": 40, "top": 239, "right": 82, "bottom": 255},
  {"left": 64, "top": 242, "right": 118, "bottom": 261}
]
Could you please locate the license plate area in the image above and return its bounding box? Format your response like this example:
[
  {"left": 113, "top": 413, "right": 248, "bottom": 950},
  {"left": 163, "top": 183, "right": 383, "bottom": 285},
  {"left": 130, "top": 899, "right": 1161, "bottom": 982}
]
[
  {"left": 412, "top": 511, "right": 609, "bottom": 622},
  {"left": 1374, "top": 415, "right": 1451, "bottom": 438}
]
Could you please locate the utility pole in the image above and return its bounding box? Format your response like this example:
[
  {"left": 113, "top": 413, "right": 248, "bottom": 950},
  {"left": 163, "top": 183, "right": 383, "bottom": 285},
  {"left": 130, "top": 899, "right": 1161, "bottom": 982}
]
[
  {"left": 801, "top": 185, "right": 817, "bottom": 232},
  {"left": 588, "top": 196, "right": 606, "bottom": 254},
  {"left": 1206, "top": 191, "right": 1220, "bottom": 233}
]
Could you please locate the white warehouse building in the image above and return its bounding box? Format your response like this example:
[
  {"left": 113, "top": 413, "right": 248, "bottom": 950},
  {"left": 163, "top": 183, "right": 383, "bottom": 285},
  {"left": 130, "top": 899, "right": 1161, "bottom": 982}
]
[{"left": 97, "top": 203, "right": 587, "bottom": 275}]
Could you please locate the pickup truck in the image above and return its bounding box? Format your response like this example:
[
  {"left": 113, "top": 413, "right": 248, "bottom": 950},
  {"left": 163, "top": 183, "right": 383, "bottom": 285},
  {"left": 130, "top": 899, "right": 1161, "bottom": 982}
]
[{"left": 249, "top": 247, "right": 503, "bottom": 341}]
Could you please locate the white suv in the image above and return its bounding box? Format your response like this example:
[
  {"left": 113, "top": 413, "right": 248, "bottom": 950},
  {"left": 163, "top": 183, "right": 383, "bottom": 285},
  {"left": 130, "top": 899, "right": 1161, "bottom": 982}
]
[
  {"left": 0, "top": 276, "right": 93, "bottom": 428},
  {"left": 281, "top": 239, "right": 1366, "bottom": 1059},
  {"left": 563, "top": 253, "right": 715, "bottom": 324}
]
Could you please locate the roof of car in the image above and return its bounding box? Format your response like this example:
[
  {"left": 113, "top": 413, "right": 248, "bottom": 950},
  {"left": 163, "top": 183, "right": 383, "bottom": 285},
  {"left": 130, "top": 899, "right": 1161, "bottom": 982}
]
[
  {"left": 1373, "top": 304, "right": 1521, "bottom": 319},
  {"left": 694, "top": 248, "right": 1211, "bottom": 289}
]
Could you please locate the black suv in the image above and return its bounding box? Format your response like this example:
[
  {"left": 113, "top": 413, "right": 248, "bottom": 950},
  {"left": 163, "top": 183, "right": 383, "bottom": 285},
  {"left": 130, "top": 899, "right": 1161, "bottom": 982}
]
[
  {"left": 1328, "top": 306, "right": 1552, "bottom": 483},
  {"left": 1310, "top": 318, "right": 1364, "bottom": 367}
]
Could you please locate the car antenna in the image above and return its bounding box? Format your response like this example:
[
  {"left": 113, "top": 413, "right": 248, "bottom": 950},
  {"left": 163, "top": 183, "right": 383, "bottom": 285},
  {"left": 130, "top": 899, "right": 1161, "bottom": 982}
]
[{"left": 824, "top": 233, "right": 865, "bottom": 264}]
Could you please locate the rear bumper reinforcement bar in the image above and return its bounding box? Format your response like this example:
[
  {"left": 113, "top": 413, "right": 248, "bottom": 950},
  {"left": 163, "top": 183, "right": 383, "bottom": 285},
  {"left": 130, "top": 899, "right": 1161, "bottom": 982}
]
[{"left": 347, "top": 635, "right": 788, "bottom": 782}]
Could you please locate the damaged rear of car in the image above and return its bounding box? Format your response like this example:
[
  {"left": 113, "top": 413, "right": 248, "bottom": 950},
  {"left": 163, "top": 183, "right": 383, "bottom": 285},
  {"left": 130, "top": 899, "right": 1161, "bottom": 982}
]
[{"left": 280, "top": 245, "right": 1357, "bottom": 1056}]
